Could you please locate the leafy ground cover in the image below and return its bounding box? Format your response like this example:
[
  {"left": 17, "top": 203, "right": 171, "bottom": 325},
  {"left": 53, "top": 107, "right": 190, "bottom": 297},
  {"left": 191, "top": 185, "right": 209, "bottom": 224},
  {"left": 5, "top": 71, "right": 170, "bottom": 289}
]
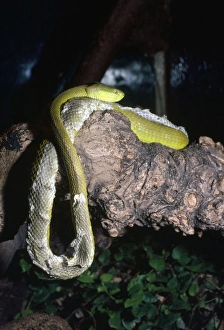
[{"left": 15, "top": 229, "right": 224, "bottom": 330}]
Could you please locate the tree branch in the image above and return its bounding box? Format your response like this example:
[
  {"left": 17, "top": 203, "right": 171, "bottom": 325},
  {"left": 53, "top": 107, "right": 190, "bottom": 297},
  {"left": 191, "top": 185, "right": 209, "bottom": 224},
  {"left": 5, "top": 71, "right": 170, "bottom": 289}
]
[
  {"left": 70, "top": 0, "right": 149, "bottom": 85},
  {"left": 1, "top": 106, "right": 224, "bottom": 271},
  {"left": 75, "top": 111, "right": 224, "bottom": 238}
]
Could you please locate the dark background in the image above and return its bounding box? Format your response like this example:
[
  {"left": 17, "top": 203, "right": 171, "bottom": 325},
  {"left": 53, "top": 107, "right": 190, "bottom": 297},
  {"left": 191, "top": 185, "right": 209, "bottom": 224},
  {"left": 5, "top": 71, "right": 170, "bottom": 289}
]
[{"left": 0, "top": 0, "right": 224, "bottom": 144}]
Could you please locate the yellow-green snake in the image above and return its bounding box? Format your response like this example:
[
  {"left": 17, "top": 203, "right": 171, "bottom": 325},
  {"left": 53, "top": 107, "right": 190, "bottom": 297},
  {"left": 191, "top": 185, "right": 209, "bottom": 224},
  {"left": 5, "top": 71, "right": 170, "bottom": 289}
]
[{"left": 27, "top": 82, "right": 188, "bottom": 280}]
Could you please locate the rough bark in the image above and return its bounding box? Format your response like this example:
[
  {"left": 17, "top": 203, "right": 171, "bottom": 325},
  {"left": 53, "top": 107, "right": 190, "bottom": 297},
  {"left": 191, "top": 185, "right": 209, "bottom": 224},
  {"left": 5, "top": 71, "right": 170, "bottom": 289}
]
[
  {"left": 75, "top": 111, "right": 224, "bottom": 238},
  {"left": 0, "top": 312, "right": 72, "bottom": 330},
  {"left": 1, "top": 111, "right": 224, "bottom": 270}
]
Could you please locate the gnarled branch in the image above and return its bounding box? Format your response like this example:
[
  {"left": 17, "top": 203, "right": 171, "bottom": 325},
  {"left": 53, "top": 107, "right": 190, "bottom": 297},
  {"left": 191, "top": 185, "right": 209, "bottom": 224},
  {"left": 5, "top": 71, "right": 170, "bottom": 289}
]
[{"left": 1, "top": 108, "right": 224, "bottom": 272}]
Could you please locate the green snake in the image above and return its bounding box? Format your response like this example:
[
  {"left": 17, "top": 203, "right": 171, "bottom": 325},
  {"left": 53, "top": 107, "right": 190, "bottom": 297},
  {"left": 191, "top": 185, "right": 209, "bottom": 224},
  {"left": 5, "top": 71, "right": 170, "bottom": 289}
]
[{"left": 27, "top": 82, "right": 188, "bottom": 280}]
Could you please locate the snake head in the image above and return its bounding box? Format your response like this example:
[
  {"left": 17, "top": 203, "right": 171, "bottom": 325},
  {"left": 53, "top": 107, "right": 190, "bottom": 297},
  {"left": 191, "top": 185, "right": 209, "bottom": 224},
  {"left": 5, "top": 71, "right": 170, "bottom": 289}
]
[{"left": 85, "top": 82, "right": 124, "bottom": 102}]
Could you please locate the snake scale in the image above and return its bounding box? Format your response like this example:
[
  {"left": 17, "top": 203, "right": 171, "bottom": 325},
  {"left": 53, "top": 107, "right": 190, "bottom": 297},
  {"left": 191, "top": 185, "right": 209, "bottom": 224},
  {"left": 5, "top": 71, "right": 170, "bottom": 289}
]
[{"left": 27, "top": 82, "right": 188, "bottom": 280}]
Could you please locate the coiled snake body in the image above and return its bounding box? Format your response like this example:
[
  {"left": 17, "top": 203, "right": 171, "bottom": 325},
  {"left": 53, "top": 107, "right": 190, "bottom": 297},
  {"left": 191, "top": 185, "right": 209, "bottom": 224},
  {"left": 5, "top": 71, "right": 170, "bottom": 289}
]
[{"left": 27, "top": 83, "right": 188, "bottom": 280}]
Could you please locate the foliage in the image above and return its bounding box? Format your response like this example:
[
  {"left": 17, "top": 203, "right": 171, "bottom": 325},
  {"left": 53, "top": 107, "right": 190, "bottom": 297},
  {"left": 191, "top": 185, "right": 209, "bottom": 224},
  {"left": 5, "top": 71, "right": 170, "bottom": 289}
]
[{"left": 15, "top": 234, "right": 224, "bottom": 329}]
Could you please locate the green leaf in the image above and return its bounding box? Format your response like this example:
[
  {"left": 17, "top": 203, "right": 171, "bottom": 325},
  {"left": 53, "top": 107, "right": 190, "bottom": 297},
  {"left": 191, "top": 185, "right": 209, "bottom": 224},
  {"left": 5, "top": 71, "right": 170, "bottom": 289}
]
[
  {"left": 98, "top": 249, "right": 111, "bottom": 266},
  {"left": 20, "top": 259, "right": 32, "bottom": 273},
  {"left": 146, "top": 272, "right": 156, "bottom": 283},
  {"left": 170, "top": 298, "right": 191, "bottom": 311},
  {"left": 198, "top": 297, "right": 206, "bottom": 308},
  {"left": 205, "top": 316, "right": 221, "bottom": 330},
  {"left": 147, "top": 304, "right": 157, "bottom": 319},
  {"left": 167, "top": 277, "right": 178, "bottom": 290},
  {"left": 22, "top": 309, "right": 34, "bottom": 316},
  {"left": 154, "top": 275, "right": 171, "bottom": 283},
  {"left": 33, "top": 270, "right": 51, "bottom": 280},
  {"left": 114, "top": 243, "right": 138, "bottom": 261},
  {"left": 188, "top": 282, "right": 200, "bottom": 296},
  {"left": 55, "top": 286, "right": 62, "bottom": 292},
  {"left": 95, "top": 304, "right": 107, "bottom": 314},
  {"left": 127, "top": 276, "right": 146, "bottom": 292},
  {"left": 124, "top": 298, "right": 138, "bottom": 308},
  {"left": 32, "top": 286, "right": 51, "bottom": 303},
  {"left": 127, "top": 283, "right": 143, "bottom": 295},
  {"left": 97, "top": 285, "right": 107, "bottom": 293},
  {"left": 124, "top": 291, "right": 143, "bottom": 308},
  {"left": 176, "top": 268, "right": 191, "bottom": 278},
  {"left": 172, "top": 245, "right": 190, "bottom": 265},
  {"left": 48, "top": 283, "right": 61, "bottom": 293},
  {"left": 109, "top": 288, "right": 121, "bottom": 295},
  {"left": 131, "top": 302, "right": 156, "bottom": 319},
  {"left": 108, "top": 311, "right": 122, "bottom": 329},
  {"left": 93, "top": 294, "right": 107, "bottom": 305},
  {"left": 157, "top": 312, "right": 180, "bottom": 327},
  {"left": 138, "top": 322, "right": 154, "bottom": 330},
  {"left": 162, "top": 305, "right": 170, "bottom": 315},
  {"left": 45, "top": 303, "right": 57, "bottom": 314},
  {"left": 14, "top": 309, "right": 33, "bottom": 320},
  {"left": 143, "top": 246, "right": 154, "bottom": 257},
  {"left": 100, "top": 273, "right": 114, "bottom": 282},
  {"left": 177, "top": 273, "right": 194, "bottom": 292},
  {"left": 175, "top": 317, "right": 187, "bottom": 329},
  {"left": 149, "top": 255, "right": 166, "bottom": 271},
  {"left": 143, "top": 291, "right": 158, "bottom": 303},
  {"left": 131, "top": 305, "right": 147, "bottom": 318},
  {"left": 180, "top": 293, "right": 188, "bottom": 302},
  {"left": 132, "top": 303, "right": 157, "bottom": 320},
  {"left": 122, "top": 318, "right": 140, "bottom": 330},
  {"left": 148, "top": 283, "right": 166, "bottom": 292},
  {"left": 186, "top": 261, "right": 213, "bottom": 273},
  {"left": 78, "top": 272, "right": 95, "bottom": 283},
  {"left": 174, "top": 265, "right": 185, "bottom": 273}
]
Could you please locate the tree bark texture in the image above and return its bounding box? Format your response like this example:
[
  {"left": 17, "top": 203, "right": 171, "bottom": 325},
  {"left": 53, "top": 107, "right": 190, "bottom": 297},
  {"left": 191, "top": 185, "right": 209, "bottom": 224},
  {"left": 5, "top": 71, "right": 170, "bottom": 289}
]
[
  {"left": 75, "top": 111, "right": 224, "bottom": 238},
  {"left": 0, "top": 312, "right": 72, "bottom": 330}
]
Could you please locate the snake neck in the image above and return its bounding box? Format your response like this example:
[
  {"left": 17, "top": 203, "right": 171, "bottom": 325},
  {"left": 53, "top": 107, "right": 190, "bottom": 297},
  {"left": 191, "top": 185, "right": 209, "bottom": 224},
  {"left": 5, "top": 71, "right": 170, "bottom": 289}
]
[{"left": 50, "top": 106, "right": 87, "bottom": 198}]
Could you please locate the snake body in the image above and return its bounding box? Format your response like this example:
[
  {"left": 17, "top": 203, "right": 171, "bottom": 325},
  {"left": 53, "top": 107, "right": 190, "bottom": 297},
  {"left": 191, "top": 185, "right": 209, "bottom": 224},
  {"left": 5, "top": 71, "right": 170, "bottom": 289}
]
[{"left": 27, "top": 83, "right": 188, "bottom": 280}]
